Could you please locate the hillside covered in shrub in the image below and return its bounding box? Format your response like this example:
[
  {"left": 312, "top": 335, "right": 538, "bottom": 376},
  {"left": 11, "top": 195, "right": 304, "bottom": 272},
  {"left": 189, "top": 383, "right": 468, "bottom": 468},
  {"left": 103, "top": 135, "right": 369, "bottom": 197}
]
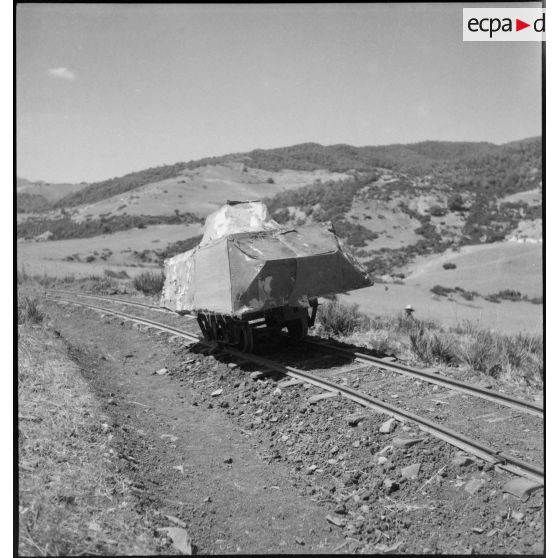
[{"left": 44, "top": 136, "right": 541, "bottom": 210}]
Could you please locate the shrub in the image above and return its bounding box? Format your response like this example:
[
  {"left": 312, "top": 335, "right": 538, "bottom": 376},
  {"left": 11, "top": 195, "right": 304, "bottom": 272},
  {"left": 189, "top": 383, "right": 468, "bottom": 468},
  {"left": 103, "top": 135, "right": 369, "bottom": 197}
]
[
  {"left": 85, "top": 255, "right": 95, "bottom": 263},
  {"left": 18, "top": 296, "right": 44, "bottom": 324},
  {"left": 442, "top": 262, "right": 457, "bottom": 270},
  {"left": 448, "top": 193, "right": 467, "bottom": 211},
  {"left": 485, "top": 289, "right": 523, "bottom": 303},
  {"left": 104, "top": 269, "right": 130, "bottom": 279},
  {"left": 133, "top": 271, "right": 165, "bottom": 295},
  {"left": 431, "top": 285, "right": 454, "bottom": 297},
  {"left": 429, "top": 205, "right": 447, "bottom": 217},
  {"left": 317, "top": 299, "right": 369, "bottom": 335},
  {"left": 495, "top": 289, "right": 522, "bottom": 301}
]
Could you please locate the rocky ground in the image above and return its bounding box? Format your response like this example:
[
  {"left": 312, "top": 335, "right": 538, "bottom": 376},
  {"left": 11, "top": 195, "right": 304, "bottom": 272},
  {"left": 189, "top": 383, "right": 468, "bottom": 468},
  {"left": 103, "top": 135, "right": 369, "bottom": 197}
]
[{"left": 36, "top": 297, "right": 544, "bottom": 554}]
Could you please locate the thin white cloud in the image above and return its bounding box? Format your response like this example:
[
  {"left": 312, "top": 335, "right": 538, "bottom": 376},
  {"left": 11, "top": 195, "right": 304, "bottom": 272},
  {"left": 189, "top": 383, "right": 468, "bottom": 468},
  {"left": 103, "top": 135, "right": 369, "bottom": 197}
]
[{"left": 47, "top": 67, "right": 76, "bottom": 81}]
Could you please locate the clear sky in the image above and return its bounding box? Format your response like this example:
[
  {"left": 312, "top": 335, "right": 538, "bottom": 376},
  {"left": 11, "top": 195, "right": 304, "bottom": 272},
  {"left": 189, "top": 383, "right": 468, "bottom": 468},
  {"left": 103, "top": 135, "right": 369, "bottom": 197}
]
[{"left": 16, "top": 3, "right": 542, "bottom": 183}]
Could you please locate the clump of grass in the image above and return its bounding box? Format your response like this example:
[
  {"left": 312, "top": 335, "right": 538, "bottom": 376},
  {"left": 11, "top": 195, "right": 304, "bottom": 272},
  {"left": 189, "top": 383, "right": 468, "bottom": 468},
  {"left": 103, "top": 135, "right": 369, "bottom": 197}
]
[
  {"left": 461, "top": 329, "right": 506, "bottom": 377},
  {"left": 316, "top": 300, "right": 542, "bottom": 387},
  {"left": 501, "top": 333, "right": 543, "bottom": 384},
  {"left": 364, "top": 329, "right": 400, "bottom": 355},
  {"left": 104, "top": 269, "right": 130, "bottom": 279},
  {"left": 17, "top": 266, "right": 30, "bottom": 284},
  {"left": 317, "top": 299, "right": 370, "bottom": 335},
  {"left": 17, "top": 296, "right": 44, "bottom": 325},
  {"left": 395, "top": 314, "right": 440, "bottom": 334},
  {"left": 133, "top": 271, "right": 165, "bottom": 295},
  {"left": 409, "top": 325, "right": 460, "bottom": 366}
]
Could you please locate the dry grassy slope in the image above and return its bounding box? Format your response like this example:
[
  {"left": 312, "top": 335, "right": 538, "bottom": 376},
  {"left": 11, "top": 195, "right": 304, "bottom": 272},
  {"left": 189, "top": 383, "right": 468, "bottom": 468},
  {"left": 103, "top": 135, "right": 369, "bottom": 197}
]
[
  {"left": 17, "top": 177, "right": 89, "bottom": 203},
  {"left": 53, "top": 164, "right": 350, "bottom": 222},
  {"left": 499, "top": 188, "right": 542, "bottom": 207},
  {"left": 403, "top": 241, "right": 542, "bottom": 297},
  {"left": 17, "top": 223, "right": 203, "bottom": 278},
  {"left": 342, "top": 282, "right": 542, "bottom": 335},
  {"left": 18, "top": 323, "right": 164, "bottom": 555}
]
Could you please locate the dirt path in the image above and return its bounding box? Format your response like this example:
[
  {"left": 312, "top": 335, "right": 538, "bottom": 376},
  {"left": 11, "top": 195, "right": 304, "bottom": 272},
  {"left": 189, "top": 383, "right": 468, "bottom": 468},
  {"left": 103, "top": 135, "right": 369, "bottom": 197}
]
[{"left": 48, "top": 301, "right": 345, "bottom": 554}]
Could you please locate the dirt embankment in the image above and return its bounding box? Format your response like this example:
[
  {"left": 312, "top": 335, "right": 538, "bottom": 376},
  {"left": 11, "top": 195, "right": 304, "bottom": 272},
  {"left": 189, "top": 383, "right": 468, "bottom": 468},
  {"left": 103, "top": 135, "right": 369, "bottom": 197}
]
[{"left": 18, "top": 324, "right": 166, "bottom": 555}]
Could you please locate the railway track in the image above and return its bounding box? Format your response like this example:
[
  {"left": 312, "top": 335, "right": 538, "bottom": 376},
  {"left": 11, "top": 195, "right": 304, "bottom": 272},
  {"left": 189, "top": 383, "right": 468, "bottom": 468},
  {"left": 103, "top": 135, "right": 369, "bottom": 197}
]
[
  {"left": 43, "top": 291, "right": 544, "bottom": 485},
  {"left": 38, "top": 287, "right": 186, "bottom": 316},
  {"left": 302, "top": 338, "right": 543, "bottom": 418},
  {"left": 38, "top": 288, "right": 542, "bottom": 418}
]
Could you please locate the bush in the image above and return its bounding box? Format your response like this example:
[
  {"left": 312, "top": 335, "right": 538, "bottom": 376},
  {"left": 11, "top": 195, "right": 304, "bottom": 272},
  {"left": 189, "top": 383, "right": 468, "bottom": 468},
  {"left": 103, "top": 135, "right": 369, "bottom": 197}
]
[
  {"left": 104, "top": 269, "right": 130, "bottom": 279},
  {"left": 317, "top": 299, "right": 369, "bottom": 335},
  {"left": 448, "top": 193, "right": 467, "bottom": 211},
  {"left": 429, "top": 205, "right": 447, "bottom": 217},
  {"left": 495, "top": 289, "right": 522, "bottom": 301},
  {"left": 431, "top": 285, "right": 454, "bottom": 297},
  {"left": 442, "top": 262, "right": 457, "bottom": 270},
  {"left": 484, "top": 289, "right": 523, "bottom": 303},
  {"left": 133, "top": 271, "right": 165, "bottom": 295},
  {"left": 18, "top": 296, "right": 44, "bottom": 324},
  {"left": 85, "top": 255, "right": 95, "bottom": 263}
]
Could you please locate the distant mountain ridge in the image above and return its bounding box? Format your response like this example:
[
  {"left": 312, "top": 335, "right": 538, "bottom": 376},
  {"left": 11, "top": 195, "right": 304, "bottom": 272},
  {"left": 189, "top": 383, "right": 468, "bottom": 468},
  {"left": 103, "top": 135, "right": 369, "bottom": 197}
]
[{"left": 19, "top": 136, "right": 541, "bottom": 211}]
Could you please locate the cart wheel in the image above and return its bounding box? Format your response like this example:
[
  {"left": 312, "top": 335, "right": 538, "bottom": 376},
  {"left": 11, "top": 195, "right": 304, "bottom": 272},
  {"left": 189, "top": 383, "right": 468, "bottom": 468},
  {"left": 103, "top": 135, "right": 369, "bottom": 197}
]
[
  {"left": 287, "top": 314, "right": 308, "bottom": 340},
  {"left": 197, "top": 313, "right": 212, "bottom": 341},
  {"left": 239, "top": 323, "right": 254, "bottom": 353},
  {"left": 229, "top": 322, "right": 254, "bottom": 353},
  {"left": 215, "top": 317, "right": 228, "bottom": 343}
]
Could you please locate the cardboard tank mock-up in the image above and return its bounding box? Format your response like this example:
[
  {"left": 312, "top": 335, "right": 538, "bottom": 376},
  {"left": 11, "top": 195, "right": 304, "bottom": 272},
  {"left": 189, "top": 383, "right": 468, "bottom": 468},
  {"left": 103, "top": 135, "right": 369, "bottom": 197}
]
[{"left": 160, "top": 201, "right": 371, "bottom": 316}]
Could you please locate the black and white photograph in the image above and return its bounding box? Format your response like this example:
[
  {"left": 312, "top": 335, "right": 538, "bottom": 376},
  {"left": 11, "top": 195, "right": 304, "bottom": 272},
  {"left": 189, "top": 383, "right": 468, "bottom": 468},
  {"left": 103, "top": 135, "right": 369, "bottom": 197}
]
[{"left": 16, "top": 2, "right": 545, "bottom": 555}]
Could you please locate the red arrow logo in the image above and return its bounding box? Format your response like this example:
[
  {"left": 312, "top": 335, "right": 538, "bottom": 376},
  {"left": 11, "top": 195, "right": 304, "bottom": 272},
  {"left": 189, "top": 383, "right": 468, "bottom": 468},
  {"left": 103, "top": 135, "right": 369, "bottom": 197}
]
[{"left": 516, "top": 18, "right": 530, "bottom": 31}]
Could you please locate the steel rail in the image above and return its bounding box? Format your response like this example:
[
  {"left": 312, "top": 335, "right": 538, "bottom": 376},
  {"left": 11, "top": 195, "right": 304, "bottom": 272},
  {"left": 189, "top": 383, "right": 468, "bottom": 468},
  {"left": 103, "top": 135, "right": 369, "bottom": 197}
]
[
  {"left": 40, "top": 288, "right": 542, "bottom": 417},
  {"left": 47, "top": 295, "right": 544, "bottom": 485},
  {"left": 30, "top": 287, "right": 190, "bottom": 316},
  {"left": 303, "top": 338, "right": 544, "bottom": 418}
]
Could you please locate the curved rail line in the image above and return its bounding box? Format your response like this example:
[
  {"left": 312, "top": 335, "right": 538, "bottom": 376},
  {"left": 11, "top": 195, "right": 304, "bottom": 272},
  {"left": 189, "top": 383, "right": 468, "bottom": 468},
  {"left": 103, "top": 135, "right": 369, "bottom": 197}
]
[
  {"left": 303, "top": 338, "right": 543, "bottom": 418},
  {"left": 32, "top": 287, "right": 191, "bottom": 317},
  {"left": 40, "top": 288, "right": 543, "bottom": 418},
  {"left": 46, "top": 294, "right": 544, "bottom": 485}
]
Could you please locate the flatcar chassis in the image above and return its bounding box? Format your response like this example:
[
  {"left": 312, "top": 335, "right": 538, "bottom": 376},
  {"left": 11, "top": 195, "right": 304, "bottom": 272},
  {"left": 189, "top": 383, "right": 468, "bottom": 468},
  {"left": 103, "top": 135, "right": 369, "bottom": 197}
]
[{"left": 196, "top": 298, "right": 318, "bottom": 352}]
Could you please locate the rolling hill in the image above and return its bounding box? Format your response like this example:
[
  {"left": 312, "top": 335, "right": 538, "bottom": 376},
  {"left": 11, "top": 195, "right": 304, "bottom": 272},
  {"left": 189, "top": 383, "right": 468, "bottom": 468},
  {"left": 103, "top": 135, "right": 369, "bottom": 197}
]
[{"left": 17, "top": 136, "right": 542, "bottom": 332}]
